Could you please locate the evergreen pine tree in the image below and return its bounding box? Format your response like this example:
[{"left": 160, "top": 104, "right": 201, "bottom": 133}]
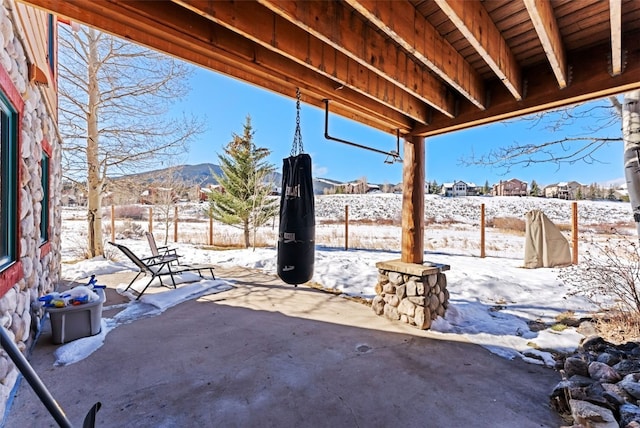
[
  {"left": 483, "top": 180, "right": 490, "bottom": 195},
  {"left": 432, "top": 180, "right": 440, "bottom": 194},
  {"left": 530, "top": 180, "right": 540, "bottom": 196},
  {"left": 207, "top": 115, "right": 278, "bottom": 248}
]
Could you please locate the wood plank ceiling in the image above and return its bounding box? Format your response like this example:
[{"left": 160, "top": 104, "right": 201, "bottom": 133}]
[{"left": 19, "top": 0, "right": 640, "bottom": 138}]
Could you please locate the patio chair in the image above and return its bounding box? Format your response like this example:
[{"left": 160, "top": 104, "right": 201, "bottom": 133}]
[
  {"left": 145, "top": 231, "right": 180, "bottom": 264},
  {"left": 108, "top": 241, "right": 216, "bottom": 300}
]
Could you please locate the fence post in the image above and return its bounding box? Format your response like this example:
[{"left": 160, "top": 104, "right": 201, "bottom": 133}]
[
  {"left": 111, "top": 205, "right": 115, "bottom": 242},
  {"left": 572, "top": 202, "right": 578, "bottom": 264},
  {"left": 209, "top": 216, "right": 213, "bottom": 246},
  {"left": 345, "top": 205, "right": 349, "bottom": 250},
  {"left": 148, "top": 207, "right": 153, "bottom": 233},
  {"left": 480, "top": 203, "right": 485, "bottom": 258}
]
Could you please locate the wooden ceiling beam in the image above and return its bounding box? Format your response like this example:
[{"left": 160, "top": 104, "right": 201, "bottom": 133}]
[
  {"left": 19, "top": 0, "right": 640, "bottom": 138},
  {"left": 523, "top": 0, "right": 568, "bottom": 88},
  {"left": 434, "top": 0, "right": 523, "bottom": 101},
  {"left": 23, "top": 0, "right": 414, "bottom": 133},
  {"left": 255, "top": 0, "right": 459, "bottom": 116},
  {"left": 412, "top": 33, "right": 640, "bottom": 136},
  {"left": 344, "top": 0, "right": 485, "bottom": 110},
  {"left": 173, "top": 0, "right": 438, "bottom": 121},
  {"left": 251, "top": 46, "right": 416, "bottom": 132},
  {"left": 609, "top": 0, "right": 622, "bottom": 76}
]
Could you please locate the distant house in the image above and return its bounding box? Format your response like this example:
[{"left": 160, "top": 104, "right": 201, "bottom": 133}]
[
  {"left": 323, "top": 179, "right": 377, "bottom": 194},
  {"left": 544, "top": 181, "right": 584, "bottom": 200},
  {"left": 493, "top": 178, "right": 527, "bottom": 196},
  {"left": 198, "top": 186, "right": 212, "bottom": 202},
  {"left": 366, "top": 183, "right": 381, "bottom": 193},
  {"left": 197, "top": 184, "right": 225, "bottom": 202},
  {"left": 140, "top": 186, "right": 180, "bottom": 204},
  {"left": 611, "top": 185, "right": 628, "bottom": 201},
  {"left": 441, "top": 181, "right": 479, "bottom": 197},
  {"left": 61, "top": 193, "right": 78, "bottom": 206},
  {"left": 342, "top": 180, "right": 369, "bottom": 194},
  {"left": 61, "top": 185, "right": 86, "bottom": 206}
]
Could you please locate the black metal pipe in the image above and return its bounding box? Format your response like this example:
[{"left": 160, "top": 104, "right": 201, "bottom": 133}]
[
  {"left": 322, "top": 99, "right": 402, "bottom": 161},
  {"left": 0, "top": 326, "right": 72, "bottom": 428}
]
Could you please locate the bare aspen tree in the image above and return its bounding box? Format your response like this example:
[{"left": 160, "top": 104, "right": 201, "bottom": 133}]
[
  {"left": 461, "top": 96, "right": 624, "bottom": 171},
  {"left": 358, "top": 176, "right": 368, "bottom": 194},
  {"left": 146, "top": 166, "right": 195, "bottom": 245},
  {"left": 58, "top": 24, "right": 203, "bottom": 257},
  {"left": 461, "top": 92, "right": 636, "bottom": 230}
]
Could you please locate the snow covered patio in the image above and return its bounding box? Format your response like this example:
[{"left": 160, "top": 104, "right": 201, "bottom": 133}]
[{"left": 5, "top": 266, "right": 561, "bottom": 427}]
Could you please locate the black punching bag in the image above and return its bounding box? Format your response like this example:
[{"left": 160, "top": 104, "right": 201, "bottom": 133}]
[{"left": 277, "top": 153, "right": 315, "bottom": 284}]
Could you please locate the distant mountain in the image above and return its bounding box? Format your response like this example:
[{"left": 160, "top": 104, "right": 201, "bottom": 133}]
[
  {"left": 122, "top": 164, "right": 353, "bottom": 195},
  {"left": 120, "top": 163, "right": 224, "bottom": 186},
  {"left": 313, "top": 177, "right": 343, "bottom": 195},
  {"left": 176, "top": 163, "right": 224, "bottom": 185}
]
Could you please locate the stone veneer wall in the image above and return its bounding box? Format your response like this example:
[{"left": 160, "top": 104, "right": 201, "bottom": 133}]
[
  {"left": 0, "top": 0, "right": 62, "bottom": 418},
  {"left": 372, "top": 260, "right": 449, "bottom": 330}
]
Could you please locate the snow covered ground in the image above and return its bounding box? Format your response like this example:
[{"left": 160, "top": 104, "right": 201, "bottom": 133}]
[{"left": 56, "top": 195, "right": 633, "bottom": 366}]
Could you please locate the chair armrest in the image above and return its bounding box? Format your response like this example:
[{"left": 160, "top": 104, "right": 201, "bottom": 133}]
[
  {"left": 141, "top": 255, "right": 169, "bottom": 266},
  {"left": 157, "top": 246, "right": 179, "bottom": 256}
]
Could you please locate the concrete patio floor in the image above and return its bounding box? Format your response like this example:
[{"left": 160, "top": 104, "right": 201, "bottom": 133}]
[{"left": 4, "top": 266, "right": 562, "bottom": 427}]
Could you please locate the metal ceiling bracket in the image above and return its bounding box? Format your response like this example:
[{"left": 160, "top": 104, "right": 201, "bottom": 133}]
[{"left": 322, "top": 99, "right": 402, "bottom": 164}]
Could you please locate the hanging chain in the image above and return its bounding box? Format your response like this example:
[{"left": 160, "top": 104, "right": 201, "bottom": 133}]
[{"left": 291, "top": 88, "right": 304, "bottom": 156}]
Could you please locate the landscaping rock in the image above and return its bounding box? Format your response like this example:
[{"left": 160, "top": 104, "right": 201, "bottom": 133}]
[
  {"left": 614, "top": 359, "right": 640, "bottom": 376},
  {"left": 589, "top": 361, "right": 621, "bottom": 383},
  {"left": 570, "top": 399, "right": 617, "bottom": 428},
  {"left": 551, "top": 338, "right": 640, "bottom": 426},
  {"left": 597, "top": 352, "right": 621, "bottom": 366},
  {"left": 620, "top": 374, "right": 640, "bottom": 399},
  {"left": 620, "top": 403, "right": 640, "bottom": 427},
  {"left": 565, "top": 356, "right": 589, "bottom": 378}
]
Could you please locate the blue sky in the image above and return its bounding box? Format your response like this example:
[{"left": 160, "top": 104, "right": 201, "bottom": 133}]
[{"left": 173, "top": 67, "right": 624, "bottom": 188}]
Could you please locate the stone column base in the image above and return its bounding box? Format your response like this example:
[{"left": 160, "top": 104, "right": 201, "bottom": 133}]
[{"left": 373, "top": 260, "right": 450, "bottom": 330}]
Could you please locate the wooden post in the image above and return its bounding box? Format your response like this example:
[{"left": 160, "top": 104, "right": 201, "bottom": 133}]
[
  {"left": 209, "top": 216, "right": 213, "bottom": 246},
  {"left": 401, "top": 135, "right": 425, "bottom": 264},
  {"left": 148, "top": 207, "right": 153, "bottom": 233},
  {"left": 572, "top": 201, "right": 578, "bottom": 264},
  {"left": 110, "top": 205, "right": 115, "bottom": 242},
  {"left": 480, "top": 203, "right": 486, "bottom": 258},
  {"left": 174, "top": 206, "right": 178, "bottom": 243},
  {"left": 345, "top": 205, "right": 349, "bottom": 250}
]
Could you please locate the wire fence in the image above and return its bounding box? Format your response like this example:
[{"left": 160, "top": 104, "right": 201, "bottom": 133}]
[{"left": 95, "top": 200, "right": 627, "bottom": 264}]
